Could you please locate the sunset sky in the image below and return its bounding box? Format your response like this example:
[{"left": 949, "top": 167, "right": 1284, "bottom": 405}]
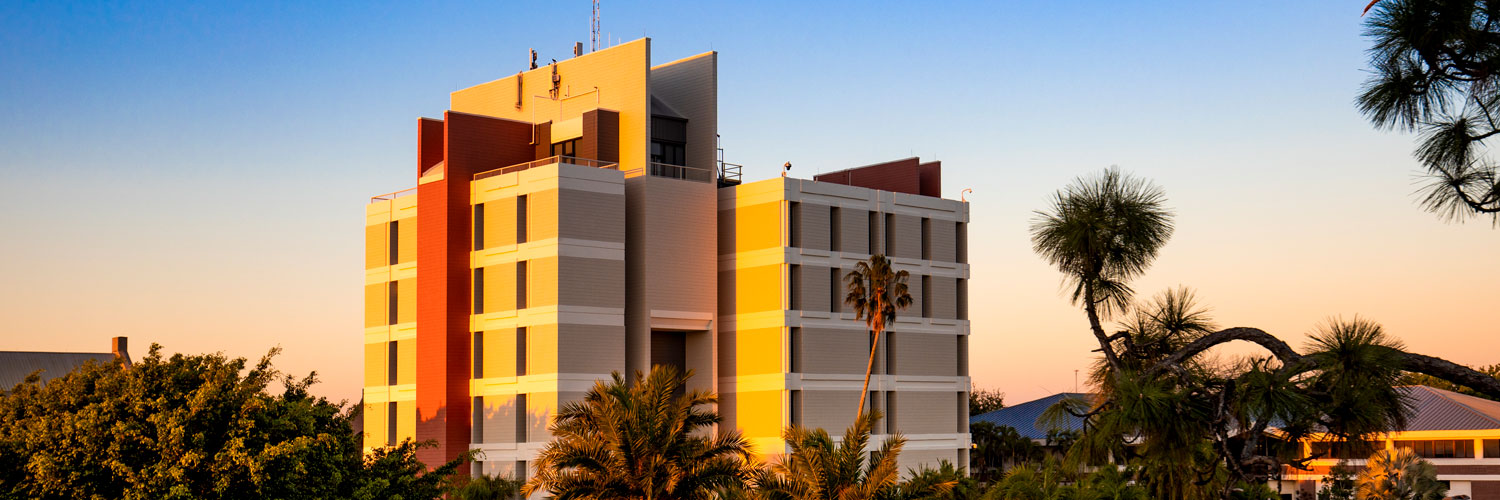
[{"left": 2, "top": 1, "right": 1495, "bottom": 406}]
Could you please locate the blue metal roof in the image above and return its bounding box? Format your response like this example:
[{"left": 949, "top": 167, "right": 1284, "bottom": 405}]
[{"left": 970, "top": 392, "right": 1093, "bottom": 440}]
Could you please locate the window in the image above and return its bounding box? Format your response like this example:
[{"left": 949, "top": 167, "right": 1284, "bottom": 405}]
[
  {"left": 789, "top": 265, "right": 801, "bottom": 310},
  {"left": 868, "top": 212, "right": 879, "bottom": 255},
  {"left": 1396, "top": 440, "right": 1475, "bottom": 458},
  {"left": 517, "top": 327, "right": 528, "bottom": 376},
  {"left": 885, "top": 392, "right": 897, "bottom": 433},
  {"left": 516, "top": 394, "right": 529, "bottom": 442},
  {"left": 957, "top": 392, "right": 968, "bottom": 432},
  {"left": 389, "top": 221, "right": 399, "bottom": 265},
  {"left": 788, "top": 202, "right": 801, "bottom": 248},
  {"left": 921, "top": 218, "right": 931, "bottom": 260},
  {"left": 957, "top": 336, "right": 969, "bottom": 377},
  {"left": 650, "top": 141, "right": 685, "bottom": 166},
  {"left": 516, "top": 195, "right": 528, "bottom": 244},
  {"left": 957, "top": 278, "right": 968, "bottom": 320},
  {"left": 387, "top": 341, "right": 398, "bottom": 385},
  {"left": 830, "top": 268, "right": 842, "bottom": 313},
  {"left": 885, "top": 331, "right": 896, "bottom": 375},
  {"left": 472, "top": 396, "right": 484, "bottom": 443},
  {"left": 868, "top": 391, "right": 880, "bottom": 432},
  {"left": 921, "top": 275, "right": 932, "bottom": 317},
  {"left": 830, "top": 207, "right": 842, "bottom": 251},
  {"left": 388, "top": 282, "right": 399, "bottom": 325},
  {"left": 956, "top": 222, "right": 967, "bottom": 263},
  {"left": 516, "top": 261, "right": 528, "bottom": 309},
  {"left": 789, "top": 327, "right": 801, "bottom": 372},
  {"left": 473, "top": 268, "right": 485, "bottom": 314},
  {"left": 473, "top": 204, "right": 485, "bottom": 251},
  {"left": 1485, "top": 439, "right": 1500, "bottom": 458},
  {"left": 1311, "top": 441, "right": 1382, "bottom": 460},
  {"left": 472, "top": 332, "right": 484, "bottom": 378},
  {"left": 550, "top": 139, "right": 578, "bottom": 157},
  {"left": 884, "top": 214, "right": 896, "bottom": 257},
  {"left": 387, "top": 402, "right": 397, "bottom": 445},
  {"left": 869, "top": 332, "right": 881, "bottom": 374},
  {"left": 790, "top": 390, "right": 802, "bottom": 425}
]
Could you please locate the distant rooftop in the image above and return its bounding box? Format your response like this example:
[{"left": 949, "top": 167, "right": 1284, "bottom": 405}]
[
  {"left": 970, "top": 392, "right": 1093, "bottom": 441},
  {"left": 0, "top": 337, "right": 130, "bottom": 389}
]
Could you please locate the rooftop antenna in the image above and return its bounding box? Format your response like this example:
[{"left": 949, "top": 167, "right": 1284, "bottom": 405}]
[{"left": 591, "top": 0, "right": 601, "bottom": 52}]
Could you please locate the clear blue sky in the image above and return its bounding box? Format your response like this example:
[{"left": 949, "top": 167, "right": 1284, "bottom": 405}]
[{"left": 3, "top": 1, "right": 1495, "bottom": 405}]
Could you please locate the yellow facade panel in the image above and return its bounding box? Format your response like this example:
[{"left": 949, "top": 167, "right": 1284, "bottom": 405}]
[
  {"left": 528, "top": 323, "right": 559, "bottom": 375},
  {"left": 528, "top": 189, "right": 559, "bottom": 241},
  {"left": 396, "top": 401, "right": 415, "bottom": 443},
  {"left": 397, "top": 218, "right": 418, "bottom": 264},
  {"left": 396, "top": 278, "right": 417, "bottom": 324},
  {"left": 528, "top": 256, "right": 559, "bottom": 307},
  {"left": 363, "top": 402, "right": 387, "bottom": 449},
  {"left": 396, "top": 338, "right": 416, "bottom": 385},
  {"left": 483, "top": 328, "right": 517, "bottom": 378},
  {"left": 735, "top": 390, "right": 785, "bottom": 444},
  {"left": 733, "top": 327, "right": 786, "bottom": 376},
  {"left": 734, "top": 264, "right": 784, "bottom": 315},
  {"left": 483, "top": 264, "right": 516, "bottom": 313},
  {"left": 734, "top": 201, "right": 783, "bottom": 253},
  {"left": 365, "top": 224, "right": 388, "bottom": 270},
  {"left": 483, "top": 197, "right": 517, "bottom": 249},
  {"left": 364, "top": 342, "right": 387, "bottom": 387},
  {"left": 364, "top": 283, "right": 387, "bottom": 328}
]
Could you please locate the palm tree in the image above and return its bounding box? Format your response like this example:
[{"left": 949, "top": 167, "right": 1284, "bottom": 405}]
[
  {"left": 522, "top": 365, "right": 753, "bottom": 500},
  {"left": 1356, "top": 448, "right": 1446, "bottom": 500},
  {"left": 752, "top": 412, "right": 952, "bottom": 500},
  {"left": 1029, "top": 167, "right": 1173, "bottom": 371},
  {"left": 843, "top": 254, "right": 912, "bottom": 418}
]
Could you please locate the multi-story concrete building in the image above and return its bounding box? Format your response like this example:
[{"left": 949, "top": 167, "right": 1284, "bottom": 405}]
[{"left": 361, "top": 38, "right": 971, "bottom": 477}]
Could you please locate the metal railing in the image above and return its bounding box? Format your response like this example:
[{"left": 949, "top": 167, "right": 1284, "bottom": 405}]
[
  {"left": 622, "top": 162, "right": 714, "bottom": 183},
  {"left": 370, "top": 187, "right": 417, "bottom": 203},
  {"left": 473, "top": 155, "right": 620, "bottom": 181},
  {"left": 718, "top": 162, "right": 742, "bottom": 186}
]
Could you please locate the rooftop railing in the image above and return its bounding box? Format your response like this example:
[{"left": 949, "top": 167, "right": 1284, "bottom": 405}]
[
  {"left": 370, "top": 187, "right": 417, "bottom": 203},
  {"left": 622, "top": 162, "right": 715, "bottom": 183},
  {"left": 473, "top": 155, "right": 620, "bottom": 181}
]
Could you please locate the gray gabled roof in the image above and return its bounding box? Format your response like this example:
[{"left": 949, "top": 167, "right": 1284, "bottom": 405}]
[
  {"left": 1400, "top": 385, "right": 1500, "bottom": 431},
  {"left": 0, "top": 351, "right": 120, "bottom": 390},
  {"left": 970, "top": 392, "right": 1093, "bottom": 440}
]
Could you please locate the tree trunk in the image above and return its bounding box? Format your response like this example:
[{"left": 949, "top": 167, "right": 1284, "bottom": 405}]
[{"left": 856, "top": 328, "right": 880, "bottom": 420}]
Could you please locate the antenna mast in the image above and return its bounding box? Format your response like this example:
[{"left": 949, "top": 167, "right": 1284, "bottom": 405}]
[{"left": 590, "top": 0, "right": 601, "bottom": 52}]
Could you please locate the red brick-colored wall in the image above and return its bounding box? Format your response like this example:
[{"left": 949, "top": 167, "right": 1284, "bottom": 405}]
[
  {"left": 1472, "top": 480, "right": 1500, "bottom": 498},
  {"left": 418, "top": 118, "right": 444, "bottom": 175},
  {"left": 413, "top": 111, "right": 535, "bottom": 470},
  {"left": 814, "top": 157, "right": 942, "bottom": 198},
  {"left": 581, "top": 109, "right": 619, "bottom": 163}
]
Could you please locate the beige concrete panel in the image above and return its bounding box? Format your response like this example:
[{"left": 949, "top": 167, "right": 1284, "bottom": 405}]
[
  {"left": 896, "top": 449, "right": 959, "bottom": 477},
  {"left": 365, "top": 224, "right": 388, "bottom": 269},
  {"left": 558, "top": 190, "right": 625, "bottom": 243},
  {"left": 484, "top": 264, "right": 517, "bottom": 313},
  {"left": 365, "top": 283, "right": 387, "bottom": 328},
  {"left": 483, "top": 329, "right": 518, "bottom": 378},
  {"left": 892, "top": 332, "right": 957, "bottom": 377},
  {"left": 396, "top": 400, "right": 416, "bottom": 442},
  {"left": 478, "top": 394, "right": 518, "bottom": 444},
  {"left": 528, "top": 188, "right": 560, "bottom": 242},
  {"left": 527, "top": 324, "right": 559, "bottom": 375},
  {"left": 557, "top": 256, "right": 624, "bottom": 309},
  {"left": 798, "top": 203, "right": 831, "bottom": 251},
  {"left": 396, "top": 278, "right": 417, "bottom": 324},
  {"left": 891, "top": 391, "right": 958, "bottom": 434},
  {"left": 484, "top": 197, "right": 517, "bottom": 249},
  {"left": 397, "top": 218, "right": 418, "bottom": 264},
  {"left": 929, "top": 219, "right": 957, "bottom": 263},
  {"left": 363, "top": 402, "right": 387, "bottom": 448},
  {"left": 556, "top": 324, "right": 626, "bottom": 374},
  {"left": 798, "top": 327, "right": 868, "bottom": 375},
  {"left": 649, "top": 52, "right": 717, "bottom": 171},
  {"left": 364, "top": 342, "right": 387, "bottom": 387},
  {"left": 628, "top": 178, "right": 717, "bottom": 314},
  {"left": 889, "top": 214, "right": 922, "bottom": 259},
  {"left": 801, "top": 389, "right": 860, "bottom": 435},
  {"left": 396, "top": 338, "right": 416, "bottom": 385},
  {"left": 931, "top": 278, "right": 958, "bottom": 320},
  {"left": 526, "top": 391, "right": 557, "bottom": 442},
  {"left": 841, "top": 207, "right": 870, "bottom": 255},
  {"left": 798, "top": 265, "right": 831, "bottom": 313}
]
